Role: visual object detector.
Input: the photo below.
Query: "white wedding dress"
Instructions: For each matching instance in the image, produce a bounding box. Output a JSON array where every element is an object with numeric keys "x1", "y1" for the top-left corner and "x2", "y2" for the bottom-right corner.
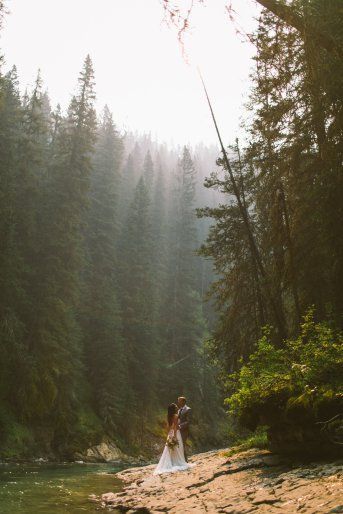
[{"x1": 153, "y1": 428, "x2": 193, "y2": 475}]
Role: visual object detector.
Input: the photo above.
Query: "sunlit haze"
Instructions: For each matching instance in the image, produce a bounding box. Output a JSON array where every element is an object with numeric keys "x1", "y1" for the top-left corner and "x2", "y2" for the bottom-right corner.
[{"x1": 1, "y1": 0, "x2": 259, "y2": 145}]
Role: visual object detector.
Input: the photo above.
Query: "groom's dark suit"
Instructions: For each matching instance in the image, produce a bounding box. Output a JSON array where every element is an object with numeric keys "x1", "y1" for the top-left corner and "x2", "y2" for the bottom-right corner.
[{"x1": 178, "y1": 405, "x2": 191, "y2": 461}]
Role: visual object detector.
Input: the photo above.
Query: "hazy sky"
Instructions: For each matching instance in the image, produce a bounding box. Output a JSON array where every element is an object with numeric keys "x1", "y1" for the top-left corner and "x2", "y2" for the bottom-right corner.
[{"x1": 1, "y1": 0, "x2": 259, "y2": 146}]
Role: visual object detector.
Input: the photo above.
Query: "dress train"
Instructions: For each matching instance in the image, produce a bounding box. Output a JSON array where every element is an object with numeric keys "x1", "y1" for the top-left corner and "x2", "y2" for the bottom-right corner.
[{"x1": 153, "y1": 429, "x2": 194, "y2": 475}]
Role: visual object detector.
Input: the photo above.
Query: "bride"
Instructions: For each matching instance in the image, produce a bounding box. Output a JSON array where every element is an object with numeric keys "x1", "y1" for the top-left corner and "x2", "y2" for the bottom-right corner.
[{"x1": 154, "y1": 403, "x2": 193, "y2": 475}]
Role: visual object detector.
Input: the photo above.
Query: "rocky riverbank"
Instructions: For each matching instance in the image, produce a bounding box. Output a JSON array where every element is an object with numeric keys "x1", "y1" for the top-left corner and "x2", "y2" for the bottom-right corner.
[
  {"x1": 0, "y1": 438, "x2": 148, "y2": 467},
  {"x1": 74, "y1": 438, "x2": 147, "y2": 466},
  {"x1": 93, "y1": 448, "x2": 343, "y2": 513}
]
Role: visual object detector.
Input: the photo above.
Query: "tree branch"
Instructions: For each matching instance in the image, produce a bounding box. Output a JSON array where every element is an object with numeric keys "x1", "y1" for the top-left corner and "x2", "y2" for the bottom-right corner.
[
  {"x1": 162, "y1": 1, "x2": 342, "y2": 58},
  {"x1": 256, "y1": 0, "x2": 342, "y2": 58}
]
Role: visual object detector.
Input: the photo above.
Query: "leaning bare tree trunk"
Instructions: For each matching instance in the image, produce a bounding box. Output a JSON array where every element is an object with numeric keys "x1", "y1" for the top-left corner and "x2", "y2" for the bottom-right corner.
[{"x1": 200, "y1": 73, "x2": 287, "y2": 341}]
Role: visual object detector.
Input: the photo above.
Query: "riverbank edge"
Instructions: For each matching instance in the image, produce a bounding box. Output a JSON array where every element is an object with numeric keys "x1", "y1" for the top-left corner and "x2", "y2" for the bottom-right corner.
[
  {"x1": 0, "y1": 438, "x2": 151, "y2": 466},
  {"x1": 95, "y1": 447, "x2": 343, "y2": 513}
]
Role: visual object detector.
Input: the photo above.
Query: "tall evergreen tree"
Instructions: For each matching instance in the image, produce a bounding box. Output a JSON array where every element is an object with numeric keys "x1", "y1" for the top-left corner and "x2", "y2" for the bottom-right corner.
[
  {"x1": 22, "y1": 55, "x2": 97, "y2": 452},
  {"x1": 82, "y1": 105, "x2": 128, "y2": 435},
  {"x1": 142, "y1": 150, "x2": 154, "y2": 191},
  {"x1": 120, "y1": 175, "x2": 158, "y2": 441},
  {"x1": 9, "y1": 70, "x2": 53, "y2": 424},
  {"x1": 150, "y1": 163, "x2": 168, "y2": 391},
  {"x1": 118, "y1": 153, "x2": 135, "y2": 222},
  {"x1": 0, "y1": 66, "x2": 27, "y2": 420},
  {"x1": 200, "y1": 1, "x2": 343, "y2": 380},
  {"x1": 162, "y1": 147, "x2": 206, "y2": 404}
]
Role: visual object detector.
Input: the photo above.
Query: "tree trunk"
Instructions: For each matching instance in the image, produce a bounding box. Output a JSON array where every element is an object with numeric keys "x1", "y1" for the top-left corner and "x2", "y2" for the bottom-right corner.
[{"x1": 200, "y1": 73, "x2": 287, "y2": 340}]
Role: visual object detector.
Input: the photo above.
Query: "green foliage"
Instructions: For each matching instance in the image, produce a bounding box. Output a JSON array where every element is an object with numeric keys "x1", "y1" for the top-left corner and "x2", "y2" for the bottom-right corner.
[
  {"x1": 0, "y1": 408, "x2": 35, "y2": 459},
  {"x1": 226, "y1": 312, "x2": 343, "y2": 449},
  {"x1": 67, "y1": 407, "x2": 103, "y2": 455},
  {"x1": 225, "y1": 426, "x2": 269, "y2": 457}
]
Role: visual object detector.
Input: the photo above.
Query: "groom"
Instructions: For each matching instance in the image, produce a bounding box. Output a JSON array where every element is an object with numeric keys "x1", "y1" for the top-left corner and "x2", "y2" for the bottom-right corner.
[{"x1": 178, "y1": 396, "x2": 191, "y2": 462}]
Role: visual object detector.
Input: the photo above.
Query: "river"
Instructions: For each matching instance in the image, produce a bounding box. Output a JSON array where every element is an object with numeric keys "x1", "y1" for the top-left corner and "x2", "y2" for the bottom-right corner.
[{"x1": 0, "y1": 461, "x2": 124, "y2": 513}]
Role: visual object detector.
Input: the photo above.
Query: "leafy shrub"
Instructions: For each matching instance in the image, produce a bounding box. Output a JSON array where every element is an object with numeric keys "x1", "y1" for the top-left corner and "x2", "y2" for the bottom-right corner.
[
  {"x1": 225, "y1": 426, "x2": 269, "y2": 456},
  {"x1": 225, "y1": 310, "x2": 343, "y2": 454}
]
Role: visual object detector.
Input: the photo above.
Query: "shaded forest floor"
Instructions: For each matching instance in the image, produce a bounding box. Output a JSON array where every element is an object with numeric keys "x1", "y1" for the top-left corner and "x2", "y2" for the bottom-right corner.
[{"x1": 94, "y1": 448, "x2": 343, "y2": 513}]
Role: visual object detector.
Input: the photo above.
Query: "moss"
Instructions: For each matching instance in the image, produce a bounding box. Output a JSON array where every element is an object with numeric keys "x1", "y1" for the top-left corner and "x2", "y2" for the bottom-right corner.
[
  {"x1": 225, "y1": 427, "x2": 269, "y2": 457},
  {"x1": 0, "y1": 420, "x2": 35, "y2": 459},
  {"x1": 57, "y1": 407, "x2": 104, "y2": 458}
]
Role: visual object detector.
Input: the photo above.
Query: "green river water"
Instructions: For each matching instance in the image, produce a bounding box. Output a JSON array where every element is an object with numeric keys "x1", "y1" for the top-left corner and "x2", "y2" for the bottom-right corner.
[{"x1": 0, "y1": 461, "x2": 124, "y2": 513}]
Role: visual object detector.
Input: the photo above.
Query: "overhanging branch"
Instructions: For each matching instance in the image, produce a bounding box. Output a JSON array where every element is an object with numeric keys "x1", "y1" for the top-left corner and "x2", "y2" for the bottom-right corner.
[{"x1": 256, "y1": 0, "x2": 342, "y2": 58}]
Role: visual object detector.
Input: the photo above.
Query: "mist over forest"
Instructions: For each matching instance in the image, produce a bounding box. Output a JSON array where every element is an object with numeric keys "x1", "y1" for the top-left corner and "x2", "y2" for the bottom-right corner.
[
  {"x1": 0, "y1": 46, "x2": 227, "y2": 457},
  {"x1": 0, "y1": 0, "x2": 342, "y2": 469}
]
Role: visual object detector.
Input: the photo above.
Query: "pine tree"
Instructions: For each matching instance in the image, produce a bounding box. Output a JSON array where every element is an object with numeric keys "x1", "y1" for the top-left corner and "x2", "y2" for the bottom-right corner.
[
  {"x1": 162, "y1": 147, "x2": 206, "y2": 404},
  {"x1": 8, "y1": 70, "x2": 53, "y2": 423},
  {"x1": 198, "y1": 146, "x2": 266, "y2": 372},
  {"x1": 200, "y1": 1, "x2": 343, "y2": 380},
  {"x1": 118, "y1": 149, "x2": 139, "y2": 226},
  {"x1": 142, "y1": 150, "x2": 154, "y2": 191},
  {"x1": 150, "y1": 162, "x2": 168, "y2": 392},
  {"x1": 0, "y1": 66, "x2": 27, "y2": 418},
  {"x1": 120, "y1": 175, "x2": 158, "y2": 441},
  {"x1": 21, "y1": 56, "x2": 97, "y2": 452},
  {"x1": 151, "y1": 162, "x2": 167, "y2": 300},
  {"x1": 82, "y1": 105, "x2": 128, "y2": 435}
]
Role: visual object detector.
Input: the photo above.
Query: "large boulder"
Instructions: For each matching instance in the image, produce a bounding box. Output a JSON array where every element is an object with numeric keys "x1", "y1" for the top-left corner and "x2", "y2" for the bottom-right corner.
[{"x1": 76, "y1": 438, "x2": 127, "y2": 462}]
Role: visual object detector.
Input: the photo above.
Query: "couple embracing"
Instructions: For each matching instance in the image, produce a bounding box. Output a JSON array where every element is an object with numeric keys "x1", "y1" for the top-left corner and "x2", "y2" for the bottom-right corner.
[{"x1": 154, "y1": 396, "x2": 194, "y2": 475}]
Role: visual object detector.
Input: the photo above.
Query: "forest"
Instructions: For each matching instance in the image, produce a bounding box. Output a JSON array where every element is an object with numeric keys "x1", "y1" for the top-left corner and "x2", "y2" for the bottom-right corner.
[
  {"x1": 0, "y1": 0, "x2": 342, "y2": 462},
  {"x1": 0, "y1": 5, "x2": 225, "y2": 458}
]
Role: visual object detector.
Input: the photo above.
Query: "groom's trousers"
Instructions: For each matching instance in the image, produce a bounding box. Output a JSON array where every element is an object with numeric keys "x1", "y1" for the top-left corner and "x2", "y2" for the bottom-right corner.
[{"x1": 180, "y1": 429, "x2": 189, "y2": 462}]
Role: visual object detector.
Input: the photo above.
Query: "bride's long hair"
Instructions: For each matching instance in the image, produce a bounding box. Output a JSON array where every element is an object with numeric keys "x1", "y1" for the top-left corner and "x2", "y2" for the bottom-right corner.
[{"x1": 167, "y1": 403, "x2": 178, "y2": 427}]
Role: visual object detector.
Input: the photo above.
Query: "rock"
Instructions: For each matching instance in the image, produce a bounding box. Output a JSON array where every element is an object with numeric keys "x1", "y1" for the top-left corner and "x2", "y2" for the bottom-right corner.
[
  {"x1": 81, "y1": 438, "x2": 127, "y2": 462},
  {"x1": 114, "y1": 504, "x2": 133, "y2": 512},
  {"x1": 251, "y1": 489, "x2": 278, "y2": 505},
  {"x1": 101, "y1": 492, "x2": 118, "y2": 502},
  {"x1": 34, "y1": 457, "x2": 48, "y2": 463},
  {"x1": 97, "y1": 448, "x2": 343, "y2": 513}
]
